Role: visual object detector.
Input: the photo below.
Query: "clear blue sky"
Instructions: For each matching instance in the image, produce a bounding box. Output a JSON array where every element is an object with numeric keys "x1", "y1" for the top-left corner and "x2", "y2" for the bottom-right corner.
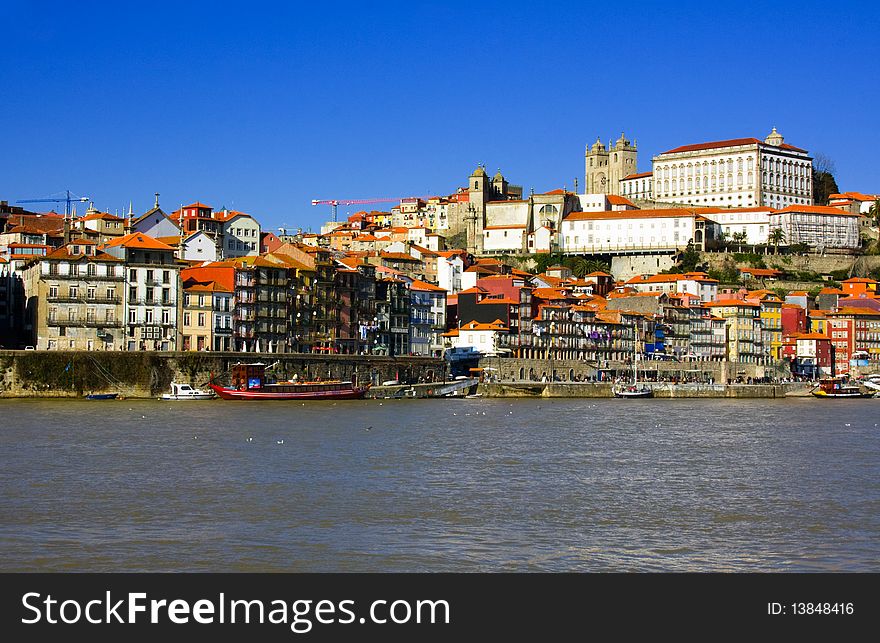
[{"x1": 2, "y1": 0, "x2": 878, "y2": 232}]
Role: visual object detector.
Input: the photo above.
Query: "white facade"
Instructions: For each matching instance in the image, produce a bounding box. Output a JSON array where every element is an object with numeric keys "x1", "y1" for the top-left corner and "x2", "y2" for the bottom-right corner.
[
  {"x1": 697, "y1": 207, "x2": 773, "y2": 245},
  {"x1": 483, "y1": 225, "x2": 526, "y2": 254},
  {"x1": 619, "y1": 173, "x2": 654, "y2": 200},
  {"x1": 560, "y1": 209, "x2": 701, "y2": 253},
  {"x1": 624, "y1": 273, "x2": 719, "y2": 303},
  {"x1": 437, "y1": 254, "x2": 465, "y2": 293},
  {"x1": 222, "y1": 214, "x2": 261, "y2": 258},
  {"x1": 652, "y1": 129, "x2": 813, "y2": 210},
  {"x1": 182, "y1": 231, "x2": 220, "y2": 262}
]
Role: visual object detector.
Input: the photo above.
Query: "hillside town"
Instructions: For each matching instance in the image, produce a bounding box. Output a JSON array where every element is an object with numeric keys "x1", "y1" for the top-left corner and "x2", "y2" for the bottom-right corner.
[{"x1": 2, "y1": 128, "x2": 879, "y2": 380}]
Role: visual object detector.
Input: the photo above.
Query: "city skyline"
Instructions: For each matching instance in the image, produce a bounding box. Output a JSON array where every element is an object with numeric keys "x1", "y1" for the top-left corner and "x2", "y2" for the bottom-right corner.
[{"x1": 2, "y1": 1, "x2": 878, "y2": 231}]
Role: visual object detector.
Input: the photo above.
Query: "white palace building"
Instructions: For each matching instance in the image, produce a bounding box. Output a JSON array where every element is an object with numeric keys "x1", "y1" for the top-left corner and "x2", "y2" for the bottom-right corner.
[{"x1": 650, "y1": 128, "x2": 813, "y2": 210}]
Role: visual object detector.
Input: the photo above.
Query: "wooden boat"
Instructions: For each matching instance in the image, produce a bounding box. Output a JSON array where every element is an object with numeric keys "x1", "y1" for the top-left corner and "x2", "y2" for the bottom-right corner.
[
  {"x1": 160, "y1": 382, "x2": 215, "y2": 400},
  {"x1": 209, "y1": 363, "x2": 369, "y2": 401},
  {"x1": 811, "y1": 377, "x2": 872, "y2": 399},
  {"x1": 85, "y1": 392, "x2": 119, "y2": 400},
  {"x1": 613, "y1": 384, "x2": 654, "y2": 398}
]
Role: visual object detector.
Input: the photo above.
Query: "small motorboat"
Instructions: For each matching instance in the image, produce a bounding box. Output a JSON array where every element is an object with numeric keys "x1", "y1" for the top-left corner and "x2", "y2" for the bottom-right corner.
[
  {"x1": 160, "y1": 382, "x2": 215, "y2": 400},
  {"x1": 85, "y1": 392, "x2": 119, "y2": 400}
]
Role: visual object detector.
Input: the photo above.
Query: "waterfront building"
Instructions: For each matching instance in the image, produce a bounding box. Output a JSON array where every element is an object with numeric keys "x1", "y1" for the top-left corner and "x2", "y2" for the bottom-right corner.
[
  {"x1": 686, "y1": 307, "x2": 728, "y2": 361},
  {"x1": 225, "y1": 255, "x2": 289, "y2": 353},
  {"x1": 409, "y1": 279, "x2": 447, "y2": 357},
  {"x1": 375, "y1": 277, "x2": 410, "y2": 356},
  {"x1": 704, "y1": 299, "x2": 766, "y2": 363},
  {"x1": 21, "y1": 240, "x2": 125, "y2": 350},
  {"x1": 746, "y1": 291, "x2": 784, "y2": 359},
  {"x1": 787, "y1": 332, "x2": 834, "y2": 378},
  {"x1": 652, "y1": 128, "x2": 813, "y2": 209},
  {"x1": 825, "y1": 307, "x2": 880, "y2": 374},
  {"x1": 101, "y1": 232, "x2": 181, "y2": 351},
  {"x1": 180, "y1": 265, "x2": 234, "y2": 351},
  {"x1": 443, "y1": 318, "x2": 508, "y2": 357},
  {"x1": 768, "y1": 205, "x2": 860, "y2": 251}
]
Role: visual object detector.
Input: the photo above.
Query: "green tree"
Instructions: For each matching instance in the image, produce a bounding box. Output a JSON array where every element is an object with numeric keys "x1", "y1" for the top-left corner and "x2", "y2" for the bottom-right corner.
[
  {"x1": 570, "y1": 256, "x2": 609, "y2": 278},
  {"x1": 768, "y1": 227, "x2": 786, "y2": 254},
  {"x1": 731, "y1": 231, "x2": 748, "y2": 252},
  {"x1": 869, "y1": 199, "x2": 880, "y2": 227}
]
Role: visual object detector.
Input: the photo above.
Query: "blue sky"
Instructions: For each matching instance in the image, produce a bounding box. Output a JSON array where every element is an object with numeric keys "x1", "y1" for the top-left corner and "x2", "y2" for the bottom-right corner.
[{"x1": 2, "y1": 0, "x2": 878, "y2": 232}]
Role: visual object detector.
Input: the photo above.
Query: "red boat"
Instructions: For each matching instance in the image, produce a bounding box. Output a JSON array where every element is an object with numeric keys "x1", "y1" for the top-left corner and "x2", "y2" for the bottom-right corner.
[{"x1": 210, "y1": 363, "x2": 370, "y2": 401}]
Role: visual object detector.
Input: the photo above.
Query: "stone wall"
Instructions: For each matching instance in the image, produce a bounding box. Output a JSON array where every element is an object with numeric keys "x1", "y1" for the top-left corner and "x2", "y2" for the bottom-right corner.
[
  {"x1": 0, "y1": 351, "x2": 446, "y2": 398},
  {"x1": 478, "y1": 356, "x2": 790, "y2": 384}
]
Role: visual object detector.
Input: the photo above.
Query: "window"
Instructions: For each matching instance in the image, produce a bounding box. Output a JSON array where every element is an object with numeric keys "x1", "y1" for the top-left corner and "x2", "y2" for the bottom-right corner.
[
  {"x1": 162, "y1": 309, "x2": 170, "y2": 325},
  {"x1": 87, "y1": 288, "x2": 95, "y2": 300},
  {"x1": 69, "y1": 286, "x2": 78, "y2": 298},
  {"x1": 163, "y1": 270, "x2": 170, "y2": 284},
  {"x1": 129, "y1": 269, "x2": 137, "y2": 281},
  {"x1": 87, "y1": 263, "x2": 97, "y2": 276},
  {"x1": 145, "y1": 309, "x2": 153, "y2": 323},
  {"x1": 49, "y1": 286, "x2": 58, "y2": 298},
  {"x1": 184, "y1": 312, "x2": 191, "y2": 326},
  {"x1": 198, "y1": 312, "x2": 205, "y2": 327}
]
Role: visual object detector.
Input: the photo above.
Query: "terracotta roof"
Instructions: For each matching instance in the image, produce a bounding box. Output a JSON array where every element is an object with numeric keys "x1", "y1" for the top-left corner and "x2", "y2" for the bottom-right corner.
[
  {"x1": 706, "y1": 299, "x2": 760, "y2": 307},
  {"x1": 772, "y1": 205, "x2": 858, "y2": 217},
  {"x1": 102, "y1": 232, "x2": 176, "y2": 251},
  {"x1": 564, "y1": 207, "x2": 697, "y2": 221},
  {"x1": 477, "y1": 296, "x2": 520, "y2": 305},
  {"x1": 622, "y1": 172, "x2": 652, "y2": 180},
  {"x1": 484, "y1": 225, "x2": 527, "y2": 230},
  {"x1": 660, "y1": 137, "x2": 808, "y2": 155},
  {"x1": 459, "y1": 319, "x2": 508, "y2": 331},
  {"x1": 410, "y1": 279, "x2": 447, "y2": 293},
  {"x1": 606, "y1": 195, "x2": 638, "y2": 207},
  {"x1": 842, "y1": 277, "x2": 878, "y2": 284}
]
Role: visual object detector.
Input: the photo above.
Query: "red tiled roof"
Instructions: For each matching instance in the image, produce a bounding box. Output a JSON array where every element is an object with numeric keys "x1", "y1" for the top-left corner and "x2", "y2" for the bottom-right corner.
[
  {"x1": 661, "y1": 137, "x2": 808, "y2": 155},
  {"x1": 102, "y1": 232, "x2": 176, "y2": 251}
]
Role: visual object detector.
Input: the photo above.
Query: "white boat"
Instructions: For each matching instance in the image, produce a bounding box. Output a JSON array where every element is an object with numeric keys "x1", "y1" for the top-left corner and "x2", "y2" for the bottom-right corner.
[
  {"x1": 160, "y1": 382, "x2": 215, "y2": 400},
  {"x1": 612, "y1": 321, "x2": 653, "y2": 399}
]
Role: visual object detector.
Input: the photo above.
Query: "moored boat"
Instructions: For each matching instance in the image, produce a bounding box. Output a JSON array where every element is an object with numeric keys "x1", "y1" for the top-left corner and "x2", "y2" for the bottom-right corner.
[
  {"x1": 85, "y1": 392, "x2": 119, "y2": 400},
  {"x1": 160, "y1": 382, "x2": 215, "y2": 401},
  {"x1": 811, "y1": 377, "x2": 872, "y2": 399},
  {"x1": 209, "y1": 363, "x2": 369, "y2": 401},
  {"x1": 613, "y1": 384, "x2": 654, "y2": 398}
]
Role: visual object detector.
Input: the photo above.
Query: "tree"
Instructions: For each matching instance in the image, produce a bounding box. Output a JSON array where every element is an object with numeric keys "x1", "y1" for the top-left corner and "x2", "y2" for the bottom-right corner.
[
  {"x1": 731, "y1": 231, "x2": 748, "y2": 252},
  {"x1": 869, "y1": 199, "x2": 880, "y2": 228},
  {"x1": 812, "y1": 153, "x2": 840, "y2": 205},
  {"x1": 571, "y1": 256, "x2": 609, "y2": 278},
  {"x1": 768, "y1": 227, "x2": 786, "y2": 254}
]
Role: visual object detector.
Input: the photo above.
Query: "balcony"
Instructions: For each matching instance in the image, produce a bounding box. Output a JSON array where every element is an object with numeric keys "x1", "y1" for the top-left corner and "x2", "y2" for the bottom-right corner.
[
  {"x1": 47, "y1": 295, "x2": 121, "y2": 304},
  {"x1": 51, "y1": 319, "x2": 123, "y2": 328},
  {"x1": 46, "y1": 272, "x2": 126, "y2": 281}
]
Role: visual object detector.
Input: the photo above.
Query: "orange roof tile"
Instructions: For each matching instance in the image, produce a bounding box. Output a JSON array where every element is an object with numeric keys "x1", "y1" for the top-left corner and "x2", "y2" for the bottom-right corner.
[{"x1": 102, "y1": 232, "x2": 176, "y2": 251}]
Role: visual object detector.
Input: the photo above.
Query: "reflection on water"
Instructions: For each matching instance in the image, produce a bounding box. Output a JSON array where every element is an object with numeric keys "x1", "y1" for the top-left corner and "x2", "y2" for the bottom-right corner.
[{"x1": 1, "y1": 398, "x2": 879, "y2": 571}]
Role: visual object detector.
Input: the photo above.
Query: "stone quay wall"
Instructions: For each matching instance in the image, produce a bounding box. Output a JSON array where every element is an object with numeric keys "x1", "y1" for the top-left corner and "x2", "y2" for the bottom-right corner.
[{"x1": 0, "y1": 351, "x2": 446, "y2": 398}]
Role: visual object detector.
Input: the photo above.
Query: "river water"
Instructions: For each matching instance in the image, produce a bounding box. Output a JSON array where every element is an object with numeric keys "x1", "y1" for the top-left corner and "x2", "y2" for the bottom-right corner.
[{"x1": 1, "y1": 397, "x2": 878, "y2": 572}]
